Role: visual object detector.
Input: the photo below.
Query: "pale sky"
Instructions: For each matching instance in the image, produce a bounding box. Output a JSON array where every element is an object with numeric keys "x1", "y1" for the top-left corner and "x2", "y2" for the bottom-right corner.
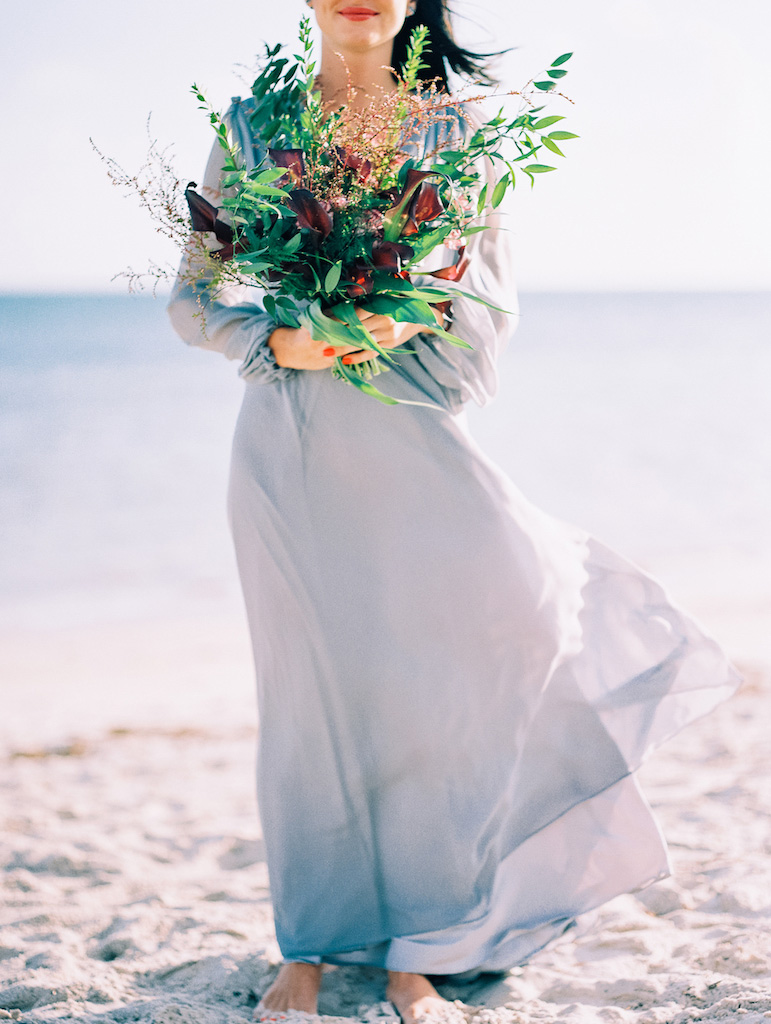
[{"x1": 1, "y1": 0, "x2": 769, "y2": 292}]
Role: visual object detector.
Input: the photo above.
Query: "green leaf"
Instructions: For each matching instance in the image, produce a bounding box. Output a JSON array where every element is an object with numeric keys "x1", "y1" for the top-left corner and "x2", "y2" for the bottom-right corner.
[
  {"x1": 283, "y1": 234, "x2": 303, "y2": 254},
  {"x1": 423, "y1": 324, "x2": 474, "y2": 349},
  {"x1": 476, "y1": 182, "x2": 488, "y2": 215},
  {"x1": 253, "y1": 167, "x2": 287, "y2": 183},
  {"x1": 551, "y1": 52, "x2": 573, "y2": 66},
  {"x1": 238, "y1": 261, "x2": 273, "y2": 274},
  {"x1": 534, "y1": 81, "x2": 556, "y2": 91},
  {"x1": 491, "y1": 176, "x2": 509, "y2": 208},
  {"x1": 524, "y1": 163, "x2": 556, "y2": 173},
  {"x1": 333, "y1": 359, "x2": 401, "y2": 406},
  {"x1": 361, "y1": 295, "x2": 439, "y2": 327},
  {"x1": 245, "y1": 183, "x2": 290, "y2": 197},
  {"x1": 275, "y1": 302, "x2": 300, "y2": 328},
  {"x1": 548, "y1": 131, "x2": 579, "y2": 141},
  {"x1": 541, "y1": 137, "x2": 565, "y2": 157},
  {"x1": 547, "y1": 68, "x2": 568, "y2": 79},
  {"x1": 262, "y1": 294, "x2": 277, "y2": 319},
  {"x1": 533, "y1": 115, "x2": 564, "y2": 130},
  {"x1": 389, "y1": 284, "x2": 515, "y2": 316},
  {"x1": 298, "y1": 300, "x2": 359, "y2": 345},
  {"x1": 324, "y1": 261, "x2": 342, "y2": 292},
  {"x1": 404, "y1": 223, "x2": 452, "y2": 264},
  {"x1": 327, "y1": 301, "x2": 394, "y2": 362}
]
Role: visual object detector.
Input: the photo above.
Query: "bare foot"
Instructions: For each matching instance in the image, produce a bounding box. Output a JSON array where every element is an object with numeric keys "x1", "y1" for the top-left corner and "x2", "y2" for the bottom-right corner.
[
  {"x1": 386, "y1": 971, "x2": 452, "y2": 1024},
  {"x1": 254, "y1": 962, "x2": 323, "y2": 1020}
]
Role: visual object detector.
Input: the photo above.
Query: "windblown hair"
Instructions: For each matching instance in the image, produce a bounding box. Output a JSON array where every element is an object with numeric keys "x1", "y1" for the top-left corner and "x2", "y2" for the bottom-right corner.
[{"x1": 391, "y1": 0, "x2": 505, "y2": 91}]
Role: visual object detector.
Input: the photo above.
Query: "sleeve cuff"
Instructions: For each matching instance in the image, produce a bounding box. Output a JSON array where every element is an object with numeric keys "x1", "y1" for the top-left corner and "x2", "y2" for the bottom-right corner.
[{"x1": 235, "y1": 316, "x2": 298, "y2": 385}]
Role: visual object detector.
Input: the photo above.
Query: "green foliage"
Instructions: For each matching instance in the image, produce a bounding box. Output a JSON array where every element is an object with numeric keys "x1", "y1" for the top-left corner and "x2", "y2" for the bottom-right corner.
[
  {"x1": 401, "y1": 25, "x2": 430, "y2": 91},
  {"x1": 246, "y1": 17, "x2": 323, "y2": 150},
  {"x1": 183, "y1": 23, "x2": 577, "y2": 406}
]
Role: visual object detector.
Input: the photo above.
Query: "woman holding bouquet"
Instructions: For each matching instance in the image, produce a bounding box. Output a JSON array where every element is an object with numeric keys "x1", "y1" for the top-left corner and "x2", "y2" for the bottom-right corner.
[{"x1": 167, "y1": 1, "x2": 740, "y2": 1021}]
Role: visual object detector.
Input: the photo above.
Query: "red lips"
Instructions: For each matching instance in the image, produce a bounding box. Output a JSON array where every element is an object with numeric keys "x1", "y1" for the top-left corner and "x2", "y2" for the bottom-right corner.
[{"x1": 339, "y1": 6, "x2": 378, "y2": 19}]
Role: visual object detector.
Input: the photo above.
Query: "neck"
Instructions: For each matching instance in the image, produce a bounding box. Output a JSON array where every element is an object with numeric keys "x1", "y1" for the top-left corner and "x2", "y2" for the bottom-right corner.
[{"x1": 318, "y1": 38, "x2": 398, "y2": 111}]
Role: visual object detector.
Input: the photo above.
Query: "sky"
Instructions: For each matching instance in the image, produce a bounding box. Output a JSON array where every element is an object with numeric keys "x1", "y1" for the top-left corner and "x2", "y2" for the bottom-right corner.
[{"x1": 1, "y1": 0, "x2": 769, "y2": 293}]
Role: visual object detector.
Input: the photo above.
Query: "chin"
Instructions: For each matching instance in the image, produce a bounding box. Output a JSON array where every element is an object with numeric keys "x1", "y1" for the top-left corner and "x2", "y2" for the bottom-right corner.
[{"x1": 322, "y1": 14, "x2": 400, "y2": 50}]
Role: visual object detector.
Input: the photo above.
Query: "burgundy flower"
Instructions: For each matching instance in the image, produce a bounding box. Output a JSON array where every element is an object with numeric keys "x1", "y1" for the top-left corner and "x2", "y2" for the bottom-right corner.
[
  {"x1": 409, "y1": 182, "x2": 444, "y2": 225},
  {"x1": 185, "y1": 183, "x2": 234, "y2": 245},
  {"x1": 345, "y1": 262, "x2": 374, "y2": 298},
  {"x1": 383, "y1": 169, "x2": 439, "y2": 242},
  {"x1": 269, "y1": 149, "x2": 306, "y2": 186},
  {"x1": 333, "y1": 147, "x2": 372, "y2": 182},
  {"x1": 284, "y1": 188, "x2": 333, "y2": 239},
  {"x1": 185, "y1": 183, "x2": 249, "y2": 259},
  {"x1": 371, "y1": 240, "x2": 414, "y2": 273},
  {"x1": 429, "y1": 245, "x2": 470, "y2": 283}
]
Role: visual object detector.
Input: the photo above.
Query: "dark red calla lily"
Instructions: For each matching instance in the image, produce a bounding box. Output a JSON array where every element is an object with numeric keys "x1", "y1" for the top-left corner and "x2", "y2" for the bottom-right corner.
[
  {"x1": 333, "y1": 146, "x2": 372, "y2": 182},
  {"x1": 345, "y1": 262, "x2": 375, "y2": 298},
  {"x1": 410, "y1": 182, "x2": 444, "y2": 225},
  {"x1": 383, "y1": 169, "x2": 439, "y2": 242},
  {"x1": 185, "y1": 183, "x2": 251, "y2": 259},
  {"x1": 185, "y1": 183, "x2": 234, "y2": 245},
  {"x1": 400, "y1": 218, "x2": 419, "y2": 237},
  {"x1": 429, "y1": 246, "x2": 470, "y2": 283},
  {"x1": 269, "y1": 149, "x2": 306, "y2": 186},
  {"x1": 284, "y1": 188, "x2": 334, "y2": 239},
  {"x1": 371, "y1": 240, "x2": 414, "y2": 272},
  {"x1": 400, "y1": 168, "x2": 436, "y2": 193}
]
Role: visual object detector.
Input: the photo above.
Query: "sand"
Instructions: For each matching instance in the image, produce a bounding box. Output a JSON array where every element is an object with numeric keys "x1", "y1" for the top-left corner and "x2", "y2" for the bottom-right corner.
[{"x1": 1, "y1": 617, "x2": 770, "y2": 1024}]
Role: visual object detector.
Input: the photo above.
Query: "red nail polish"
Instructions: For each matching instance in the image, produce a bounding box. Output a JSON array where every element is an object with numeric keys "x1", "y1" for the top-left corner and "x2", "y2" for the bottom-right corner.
[
  {"x1": 342, "y1": 356, "x2": 352, "y2": 364},
  {"x1": 322, "y1": 347, "x2": 335, "y2": 357}
]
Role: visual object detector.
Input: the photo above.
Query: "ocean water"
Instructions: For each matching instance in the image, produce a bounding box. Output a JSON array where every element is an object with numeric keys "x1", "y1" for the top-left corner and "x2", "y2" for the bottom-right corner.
[{"x1": 1, "y1": 292, "x2": 769, "y2": 661}]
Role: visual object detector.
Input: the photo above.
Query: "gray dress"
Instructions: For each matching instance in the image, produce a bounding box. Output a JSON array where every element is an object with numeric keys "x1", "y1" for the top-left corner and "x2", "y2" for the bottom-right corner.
[{"x1": 167, "y1": 96, "x2": 741, "y2": 978}]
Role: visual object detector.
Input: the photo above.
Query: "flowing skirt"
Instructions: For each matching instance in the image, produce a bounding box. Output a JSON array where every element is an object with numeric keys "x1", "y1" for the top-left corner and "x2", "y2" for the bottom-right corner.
[{"x1": 227, "y1": 356, "x2": 741, "y2": 977}]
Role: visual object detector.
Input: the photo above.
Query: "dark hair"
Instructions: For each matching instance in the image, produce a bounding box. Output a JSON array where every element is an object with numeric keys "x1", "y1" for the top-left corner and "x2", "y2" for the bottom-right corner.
[{"x1": 390, "y1": 0, "x2": 505, "y2": 91}]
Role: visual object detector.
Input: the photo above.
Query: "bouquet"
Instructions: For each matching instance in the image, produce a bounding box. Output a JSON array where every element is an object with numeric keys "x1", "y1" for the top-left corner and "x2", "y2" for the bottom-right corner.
[{"x1": 101, "y1": 18, "x2": 576, "y2": 406}]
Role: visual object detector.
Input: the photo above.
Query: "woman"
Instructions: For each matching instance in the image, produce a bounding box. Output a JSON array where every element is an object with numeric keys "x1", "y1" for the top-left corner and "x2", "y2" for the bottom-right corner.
[{"x1": 167, "y1": 2, "x2": 741, "y2": 1022}]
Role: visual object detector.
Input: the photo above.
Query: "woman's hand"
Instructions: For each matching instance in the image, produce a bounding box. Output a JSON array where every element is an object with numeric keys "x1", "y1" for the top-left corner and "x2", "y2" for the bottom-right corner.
[
  {"x1": 267, "y1": 325, "x2": 342, "y2": 370},
  {"x1": 268, "y1": 306, "x2": 443, "y2": 370},
  {"x1": 336, "y1": 309, "x2": 428, "y2": 366}
]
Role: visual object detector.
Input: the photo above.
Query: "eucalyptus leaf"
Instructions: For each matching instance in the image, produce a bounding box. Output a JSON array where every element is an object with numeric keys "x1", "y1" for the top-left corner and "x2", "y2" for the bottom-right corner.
[
  {"x1": 541, "y1": 138, "x2": 565, "y2": 157},
  {"x1": 283, "y1": 234, "x2": 303, "y2": 254},
  {"x1": 238, "y1": 261, "x2": 273, "y2": 274},
  {"x1": 533, "y1": 115, "x2": 564, "y2": 130},
  {"x1": 324, "y1": 261, "x2": 342, "y2": 292},
  {"x1": 491, "y1": 176, "x2": 509, "y2": 208}
]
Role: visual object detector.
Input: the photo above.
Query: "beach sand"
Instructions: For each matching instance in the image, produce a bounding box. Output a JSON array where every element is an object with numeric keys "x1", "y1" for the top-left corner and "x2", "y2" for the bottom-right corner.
[{"x1": 1, "y1": 616, "x2": 770, "y2": 1024}]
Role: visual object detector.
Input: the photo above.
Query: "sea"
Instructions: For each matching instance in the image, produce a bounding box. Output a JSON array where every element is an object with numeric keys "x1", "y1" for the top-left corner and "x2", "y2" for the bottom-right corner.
[{"x1": 1, "y1": 292, "x2": 769, "y2": 667}]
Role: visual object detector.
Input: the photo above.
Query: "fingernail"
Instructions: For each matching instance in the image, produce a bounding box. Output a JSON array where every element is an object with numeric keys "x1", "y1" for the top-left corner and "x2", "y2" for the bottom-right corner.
[
  {"x1": 322, "y1": 347, "x2": 335, "y2": 357},
  {"x1": 342, "y1": 356, "x2": 352, "y2": 364}
]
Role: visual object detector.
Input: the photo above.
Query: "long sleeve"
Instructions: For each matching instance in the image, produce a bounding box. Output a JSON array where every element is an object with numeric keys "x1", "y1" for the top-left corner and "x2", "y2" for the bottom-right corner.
[
  {"x1": 165, "y1": 99, "x2": 298, "y2": 385},
  {"x1": 406, "y1": 104, "x2": 519, "y2": 413}
]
